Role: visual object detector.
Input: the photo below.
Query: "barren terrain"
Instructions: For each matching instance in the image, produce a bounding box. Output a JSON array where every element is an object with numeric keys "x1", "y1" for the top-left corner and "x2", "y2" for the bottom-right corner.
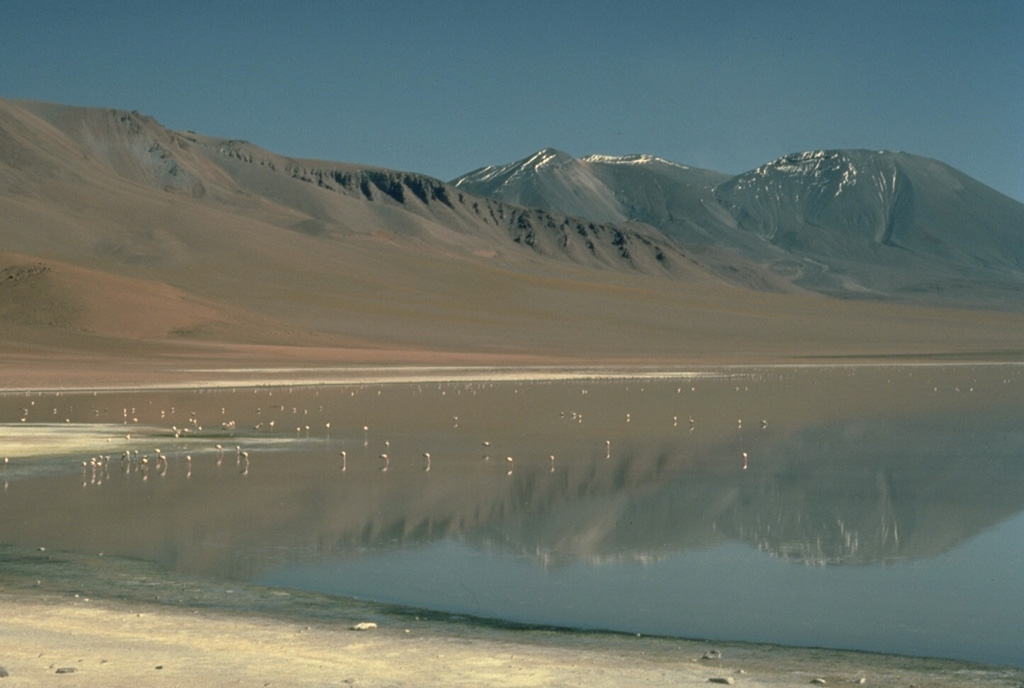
[{"x1": 3, "y1": 98, "x2": 1023, "y2": 390}]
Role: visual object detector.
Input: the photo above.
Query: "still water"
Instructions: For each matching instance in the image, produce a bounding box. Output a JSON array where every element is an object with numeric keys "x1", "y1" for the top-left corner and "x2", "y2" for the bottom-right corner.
[{"x1": 1, "y1": 366, "x2": 1022, "y2": 666}]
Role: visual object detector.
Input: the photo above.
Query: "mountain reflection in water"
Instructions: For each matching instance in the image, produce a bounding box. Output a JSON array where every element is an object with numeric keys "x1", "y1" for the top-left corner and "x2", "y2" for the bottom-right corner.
[{"x1": 1, "y1": 365, "x2": 1023, "y2": 665}]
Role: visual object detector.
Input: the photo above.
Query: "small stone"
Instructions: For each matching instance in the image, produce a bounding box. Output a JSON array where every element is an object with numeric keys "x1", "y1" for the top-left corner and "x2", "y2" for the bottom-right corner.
[
  {"x1": 0, "y1": 666, "x2": 9, "y2": 678},
  {"x1": 855, "y1": 679, "x2": 866, "y2": 685},
  {"x1": 350, "y1": 621, "x2": 377, "y2": 631},
  {"x1": 702, "y1": 649, "x2": 722, "y2": 660},
  {"x1": 155, "y1": 665, "x2": 163, "y2": 670},
  {"x1": 810, "y1": 680, "x2": 827, "y2": 685},
  {"x1": 55, "y1": 667, "x2": 77, "y2": 674},
  {"x1": 708, "y1": 678, "x2": 735, "y2": 685}
]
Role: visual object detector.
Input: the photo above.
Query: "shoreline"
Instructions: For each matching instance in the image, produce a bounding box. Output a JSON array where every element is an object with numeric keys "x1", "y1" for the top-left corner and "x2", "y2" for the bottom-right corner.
[
  {"x1": 2, "y1": 547, "x2": 1022, "y2": 687},
  {"x1": 4, "y1": 359, "x2": 1024, "y2": 394},
  {"x1": 3, "y1": 592, "x2": 1022, "y2": 688}
]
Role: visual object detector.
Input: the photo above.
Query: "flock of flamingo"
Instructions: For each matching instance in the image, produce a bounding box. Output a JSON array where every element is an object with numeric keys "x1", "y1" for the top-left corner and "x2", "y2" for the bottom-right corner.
[
  {"x1": 0, "y1": 386, "x2": 774, "y2": 490},
  {"x1": 0, "y1": 378, "x2": 780, "y2": 495},
  {"x1": 3, "y1": 369, "x2": 1019, "y2": 494}
]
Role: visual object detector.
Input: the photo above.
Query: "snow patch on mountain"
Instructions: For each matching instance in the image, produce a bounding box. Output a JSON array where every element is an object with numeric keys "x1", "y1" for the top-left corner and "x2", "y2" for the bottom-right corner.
[
  {"x1": 525, "y1": 148, "x2": 565, "y2": 170},
  {"x1": 583, "y1": 153, "x2": 691, "y2": 170},
  {"x1": 737, "y1": 150, "x2": 861, "y2": 198}
]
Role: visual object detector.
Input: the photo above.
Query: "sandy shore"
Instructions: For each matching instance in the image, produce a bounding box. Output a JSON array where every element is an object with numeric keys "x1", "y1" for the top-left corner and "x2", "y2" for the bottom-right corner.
[
  {"x1": 1, "y1": 543, "x2": 1022, "y2": 687},
  {"x1": 4, "y1": 587, "x2": 1023, "y2": 687}
]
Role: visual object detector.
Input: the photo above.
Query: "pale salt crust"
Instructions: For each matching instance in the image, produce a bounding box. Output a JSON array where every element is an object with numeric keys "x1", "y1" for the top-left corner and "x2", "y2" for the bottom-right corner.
[
  {"x1": 5, "y1": 361, "x2": 1022, "y2": 394},
  {"x1": 1, "y1": 366, "x2": 724, "y2": 393},
  {"x1": 0, "y1": 423, "x2": 296, "y2": 459}
]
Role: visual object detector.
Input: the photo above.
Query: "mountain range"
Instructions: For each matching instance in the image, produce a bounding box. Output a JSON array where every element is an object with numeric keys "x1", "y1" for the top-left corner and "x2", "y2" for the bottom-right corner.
[
  {"x1": 453, "y1": 147, "x2": 1024, "y2": 306},
  {"x1": 1, "y1": 98, "x2": 1023, "y2": 382}
]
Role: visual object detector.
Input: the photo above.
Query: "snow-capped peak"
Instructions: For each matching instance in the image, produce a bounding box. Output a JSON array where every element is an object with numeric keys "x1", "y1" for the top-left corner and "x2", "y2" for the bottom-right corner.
[
  {"x1": 524, "y1": 148, "x2": 573, "y2": 171},
  {"x1": 583, "y1": 153, "x2": 689, "y2": 170},
  {"x1": 741, "y1": 150, "x2": 863, "y2": 197}
]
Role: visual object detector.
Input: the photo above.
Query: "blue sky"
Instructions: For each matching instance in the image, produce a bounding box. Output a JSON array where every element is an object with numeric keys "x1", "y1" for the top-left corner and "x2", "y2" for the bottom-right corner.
[{"x1": 2, "y1": 1, "x2": 1022, "y2": 201}]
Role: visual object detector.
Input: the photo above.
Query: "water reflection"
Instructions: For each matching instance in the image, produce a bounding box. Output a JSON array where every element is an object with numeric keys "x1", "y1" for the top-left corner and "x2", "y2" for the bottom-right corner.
[{"x1": 1, "y1": 366, "x2": 1023, "y2": 664}]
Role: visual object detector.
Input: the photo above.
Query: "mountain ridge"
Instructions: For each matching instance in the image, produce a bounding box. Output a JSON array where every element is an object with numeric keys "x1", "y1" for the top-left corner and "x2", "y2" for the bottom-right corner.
[
  {"x1": 8, "y1": 100, "x2": 700, "y2": 280},
  {"x1": 453, "y1": 147, "x2": 1024, "y2": 308},
  {"x1": 3, "y1": 96, "x2": 1024, "y2": 381}
]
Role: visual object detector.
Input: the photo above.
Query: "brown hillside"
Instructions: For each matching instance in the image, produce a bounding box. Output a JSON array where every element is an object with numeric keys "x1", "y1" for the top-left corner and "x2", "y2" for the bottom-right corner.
[{"x1": 2, "y1": 98, "x2": 1023, "y2": 387}]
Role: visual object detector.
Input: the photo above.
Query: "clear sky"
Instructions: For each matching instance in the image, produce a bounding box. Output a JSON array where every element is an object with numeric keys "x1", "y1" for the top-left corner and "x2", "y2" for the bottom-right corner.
[{"x1": 2, "y1": 0, "x2": 1021, "y2": 201}]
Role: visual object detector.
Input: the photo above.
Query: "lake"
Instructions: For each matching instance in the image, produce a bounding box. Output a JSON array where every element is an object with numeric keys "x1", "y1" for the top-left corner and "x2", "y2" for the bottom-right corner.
[{"x1": 2, "y1": 365, "x2": 1022, "y2": 667}]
